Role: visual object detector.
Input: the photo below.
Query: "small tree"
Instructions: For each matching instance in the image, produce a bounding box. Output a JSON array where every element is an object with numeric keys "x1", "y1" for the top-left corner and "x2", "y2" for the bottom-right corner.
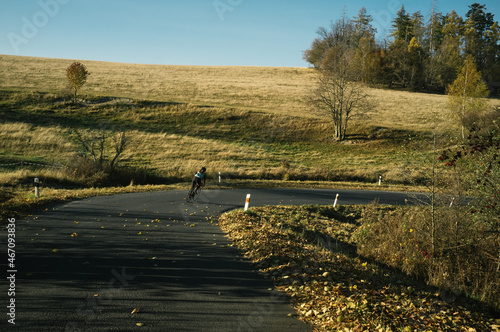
[
  {"x1": 447, "y1": 55, "x2": 489, "y2": 139},
  {"x1": 66, "y1": 62, "x2": 90, "y2": 102}
]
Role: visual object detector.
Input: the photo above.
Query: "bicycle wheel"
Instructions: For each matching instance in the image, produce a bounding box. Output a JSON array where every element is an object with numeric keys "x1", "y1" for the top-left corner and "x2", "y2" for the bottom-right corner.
[
  {"x1": 192, "y1": 185, "x2": 201, "y2": 201},
  {"x1": 186, "y1": 187, "x2": 195, "y2": 202}
]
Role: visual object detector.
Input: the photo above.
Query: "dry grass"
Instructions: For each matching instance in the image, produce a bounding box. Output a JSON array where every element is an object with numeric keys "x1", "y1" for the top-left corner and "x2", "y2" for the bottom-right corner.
[
  {"x1": 0, "y1": 122, "x2": 72, "y2": 157},
  {"x1": 1, "y1": 54, "x2": 499, "y2": 193},
  {"x1": 365, "y1": 89, "x2": 453, "y2": 132},
  {"x1": 0, "y1": 54, "x2": 318, "y2": 118},
  {"x1": 121, "y1": 130, "x2": 269, "y2": 178},
  {"x1": 2, "y1": 54, "x2": 498, "y2": 130}
]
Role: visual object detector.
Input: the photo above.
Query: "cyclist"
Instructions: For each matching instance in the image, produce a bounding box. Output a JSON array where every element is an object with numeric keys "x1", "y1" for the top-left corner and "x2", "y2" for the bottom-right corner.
[{"x1": 190, "y1": 167, "x2": 207, "y2": 195}]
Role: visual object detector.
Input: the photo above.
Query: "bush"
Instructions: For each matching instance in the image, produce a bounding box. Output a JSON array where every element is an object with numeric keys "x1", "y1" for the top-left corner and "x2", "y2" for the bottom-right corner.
[
  {"x1": 65, "y1": 156, "x2": 108, "y2": 187},
  {"x1": 64, "y1": 155, "x2": 173, "y2": 187},
  {"x1": 355, "y1": 202, "x2": 499, "y2": 310}
]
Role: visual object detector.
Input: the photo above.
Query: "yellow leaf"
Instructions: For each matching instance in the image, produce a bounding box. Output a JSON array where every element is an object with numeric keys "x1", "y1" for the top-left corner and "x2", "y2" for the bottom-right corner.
[
  {"x1": 70, "y1": 233, "x2": 78, "y2": 237},
  {"x1": 52, "y1": 249, "x2": 58, "y2": 253},
  {"x1": 136, "y1": 322, "x2": 144, "y2": 327},
  {"x1": 131, "y1": 308, "x2": 140, "y2": 314}
]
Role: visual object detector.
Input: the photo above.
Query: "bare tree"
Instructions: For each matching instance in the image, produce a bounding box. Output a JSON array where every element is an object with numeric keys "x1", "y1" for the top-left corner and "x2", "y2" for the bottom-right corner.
[
  {"x1": 70, "y1": 128, "x2": 127, "y2": 172},
  {"x1": 71, "y1": 129, "x2": 105, "y2": 164},
  {"x1": 110, "y1": 131, "x2": 128, "y2": 171},
  {"x1": 313, "y1": 45, "x2": 372, "y2": 141}
]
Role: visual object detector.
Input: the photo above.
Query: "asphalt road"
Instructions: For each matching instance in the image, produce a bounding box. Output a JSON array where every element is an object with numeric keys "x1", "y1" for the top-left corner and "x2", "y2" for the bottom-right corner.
[{"x1": 2, "y1": 188, "x2": 415, "y2": 331}]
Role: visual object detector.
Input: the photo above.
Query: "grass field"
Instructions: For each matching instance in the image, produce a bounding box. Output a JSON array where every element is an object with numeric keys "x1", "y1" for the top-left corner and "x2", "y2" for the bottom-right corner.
[
  {"x1": 3, "y1": 54, "x2": 489, "y2": 129},
  {"x1": 1, "y1": 54, "x2": 499, "y2": 197}
]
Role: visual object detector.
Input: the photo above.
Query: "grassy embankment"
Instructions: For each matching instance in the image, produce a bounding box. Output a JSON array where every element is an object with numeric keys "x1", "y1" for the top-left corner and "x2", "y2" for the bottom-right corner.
[{"x1": 1, "y1": 54, "x2": 499, "y2": 217}]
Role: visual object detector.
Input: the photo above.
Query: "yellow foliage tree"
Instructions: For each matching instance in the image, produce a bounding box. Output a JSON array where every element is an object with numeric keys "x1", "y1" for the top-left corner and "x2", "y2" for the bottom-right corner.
[
  {"x1": 66, "y1": 62, "x2": 90, "y2": 103},
  {"x1": 446, "y1": 55, "x2": 489, "y2": 139}
]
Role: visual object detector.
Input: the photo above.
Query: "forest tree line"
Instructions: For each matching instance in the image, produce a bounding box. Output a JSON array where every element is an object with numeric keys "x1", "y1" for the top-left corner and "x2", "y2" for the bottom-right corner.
[{"x1": 303, "y1": 3, "x2": 500, "y2": 95}]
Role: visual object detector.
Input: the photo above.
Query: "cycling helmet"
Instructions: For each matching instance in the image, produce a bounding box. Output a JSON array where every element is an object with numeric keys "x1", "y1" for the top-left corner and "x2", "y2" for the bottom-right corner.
[{"x1": 201, "y1": 167, "x2": 206, "y2": 172}]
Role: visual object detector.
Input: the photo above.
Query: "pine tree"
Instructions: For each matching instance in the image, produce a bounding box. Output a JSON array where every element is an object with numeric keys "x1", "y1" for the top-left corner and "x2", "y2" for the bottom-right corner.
[
  {"x1": 353, "y1": 7, "x2": 376, "y2": 42},
  {"x1": 392, "y1": 6, "x2": 413, "y2": 43},
  {"x1": 464, "y1": 4, "x2": 496, "y2": 81}
]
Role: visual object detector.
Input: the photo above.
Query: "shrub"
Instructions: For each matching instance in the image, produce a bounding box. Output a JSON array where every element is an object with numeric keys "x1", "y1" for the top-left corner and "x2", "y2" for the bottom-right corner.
[
  {"x1": 355, "y1": 202, "x2": 499, "y2": 309},
  {"x1": 65, "y1": 156, "x2": 107, "y2": 187}
]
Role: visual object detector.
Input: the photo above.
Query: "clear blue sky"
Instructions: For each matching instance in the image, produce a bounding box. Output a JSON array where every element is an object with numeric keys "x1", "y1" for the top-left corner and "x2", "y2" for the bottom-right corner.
[{"x1": 1, "y1": 0, "x2": 499, "y2": 67}]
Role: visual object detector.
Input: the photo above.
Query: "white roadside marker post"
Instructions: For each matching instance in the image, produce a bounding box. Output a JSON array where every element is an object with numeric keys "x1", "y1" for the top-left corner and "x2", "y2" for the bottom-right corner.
[
  {"x1": 244, "y1": 194, "x2": 251, "y2": 211},
  {"x1": 378, "y1": 175, "x2": 382, "y2": 186},
  {"x1": 450, "y1": 197, "x2": 455, "y2": 207},
  {"x1": 333, "y1": 194, "x2": 339, "y2": 208},
  {"x1": 34, "y1": 177, "x2": 40, "y2": 198},
  {"x1": 219, "y1": 172, "x2": 221, "y2": 184}
]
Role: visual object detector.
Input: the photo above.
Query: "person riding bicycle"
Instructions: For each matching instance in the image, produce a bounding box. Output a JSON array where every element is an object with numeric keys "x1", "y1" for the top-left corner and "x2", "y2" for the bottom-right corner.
[{"x1": 191, "y1": 167, "x2": 207, "y2": 192}]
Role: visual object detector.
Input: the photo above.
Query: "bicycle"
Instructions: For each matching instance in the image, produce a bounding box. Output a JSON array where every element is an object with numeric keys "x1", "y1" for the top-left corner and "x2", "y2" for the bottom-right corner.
[{"x1": 186, "y1": 184, "x2": 202, "y2": 202}]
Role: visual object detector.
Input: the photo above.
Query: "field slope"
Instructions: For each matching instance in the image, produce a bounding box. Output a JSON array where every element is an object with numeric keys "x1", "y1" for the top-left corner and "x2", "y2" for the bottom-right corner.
[{"x1": 1, "y1": 54, "x2": 499, "y2": 190}]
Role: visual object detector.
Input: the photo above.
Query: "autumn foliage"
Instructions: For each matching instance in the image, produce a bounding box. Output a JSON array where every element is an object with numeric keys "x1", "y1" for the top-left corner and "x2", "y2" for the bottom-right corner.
[{"x1": 66, "y1": 61, "x2": 90, "y2": 102}]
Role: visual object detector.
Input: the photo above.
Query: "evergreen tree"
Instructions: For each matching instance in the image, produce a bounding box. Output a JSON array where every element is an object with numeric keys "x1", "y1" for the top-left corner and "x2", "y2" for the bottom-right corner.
[
  {"x1": 386, "y1": 39, "x2": 411, "y2": 88},
  {"x1": 424, "y1": 11, "x2": 464, "y2": 92},
  {"x1": 353, "y1": 7, "x2": 376, "y2": 42},
  {"x1": 464, "y1": 4, "x2": 499, "y2": 92},
  {"x1": 410, "y1": 11, "x2": 426, "y2": 45},
  {"x1": 392, "y1": 6, "x2": 413, "y2": 43},
  {"x1": 408, "y1": 37, "x2": 426, "y2": 90},
  {"x1": 466, "y1": 3, "x2": 495, "y2": 35},
  {"x1": 426, "y1": 11, "x2": 444, "y2": 53}
]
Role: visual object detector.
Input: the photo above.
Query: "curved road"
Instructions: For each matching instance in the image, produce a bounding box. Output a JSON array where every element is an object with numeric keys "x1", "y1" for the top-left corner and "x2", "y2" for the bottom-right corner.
[{"x1": 5, "y1": 188, "x2": 415, "y2": 331}]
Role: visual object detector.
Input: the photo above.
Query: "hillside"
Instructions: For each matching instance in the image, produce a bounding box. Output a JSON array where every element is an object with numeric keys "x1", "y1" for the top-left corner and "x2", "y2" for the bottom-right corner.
[
  {"x1": 1, "y1": 54, "x2": 499, "y2": 190},
  {"x1": 3, "y1": 54, "x2": 496, "y2": 130}
]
